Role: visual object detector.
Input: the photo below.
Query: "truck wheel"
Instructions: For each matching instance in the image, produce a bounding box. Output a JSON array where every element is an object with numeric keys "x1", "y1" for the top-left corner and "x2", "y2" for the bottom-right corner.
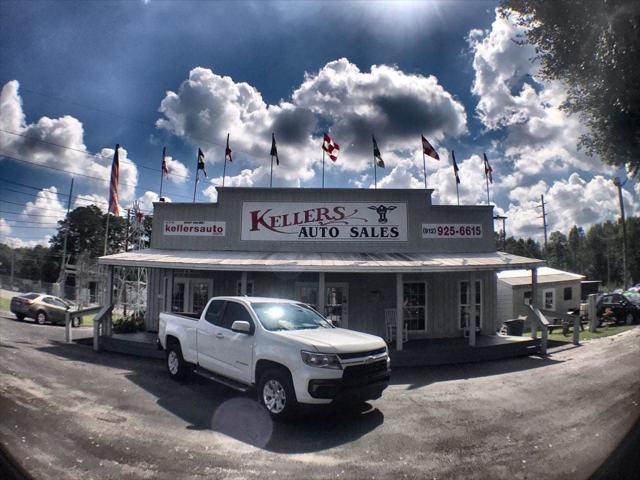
[
  {"x1": 625, "y1": 313, "x2": 634, "y2": 325},
  {"x1": 71, "y1": 316, "x2": 81, "y2": 328},
  {"x1": 36, "y1": 311, "x2": 47, "y2": 325},
  {"x1": 166, "y1": 342, "x2": 190, "y2": 381},
  {"x1": 258, "y1": 369, "x2": 297, "y2": 420}
]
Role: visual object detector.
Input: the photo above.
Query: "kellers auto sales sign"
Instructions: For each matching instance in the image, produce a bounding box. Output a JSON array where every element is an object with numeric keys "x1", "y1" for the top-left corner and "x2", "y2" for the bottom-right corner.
[{"x1": 241, "y1": 202, "x2": 407, "y2": 241}]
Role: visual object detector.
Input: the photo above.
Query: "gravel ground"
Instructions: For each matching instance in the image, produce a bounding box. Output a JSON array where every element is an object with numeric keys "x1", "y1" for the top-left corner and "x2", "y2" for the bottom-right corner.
[{"x1": 0, "y1": 313, "x2": 639, "y2": 480}]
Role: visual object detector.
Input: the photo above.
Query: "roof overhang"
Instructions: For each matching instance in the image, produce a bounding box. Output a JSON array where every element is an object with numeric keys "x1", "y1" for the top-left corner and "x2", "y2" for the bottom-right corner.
[{"x1": 98, "y1": 249, "x2": 545, "y2": 273}]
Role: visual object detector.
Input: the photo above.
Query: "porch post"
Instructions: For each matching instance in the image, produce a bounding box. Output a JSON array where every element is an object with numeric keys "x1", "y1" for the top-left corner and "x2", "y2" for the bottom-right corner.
[
  {"x1": 318, "y1": 272, "x2": 326, "y2": 317},
  {"x1": 530, "y1": 267, "x2": 538, "y2": 339},
  {"x1": 468, "y1": 273, "x2": 476, "y2": 347},
  {"x1": 396, "y1": 273, "x2": 403, "y2": 351},
  {"x1": 240, "y1": 271, "x2": 248, "y2": 295}
]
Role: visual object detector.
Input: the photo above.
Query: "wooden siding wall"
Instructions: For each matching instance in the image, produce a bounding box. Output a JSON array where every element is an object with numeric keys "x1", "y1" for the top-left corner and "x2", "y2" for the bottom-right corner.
[
  {"x1": 510, "y1": 280, "x2": 582, "y2": 320},
  {"x1": 145, "y1": 268, "x2": 499, "y2": 338}
]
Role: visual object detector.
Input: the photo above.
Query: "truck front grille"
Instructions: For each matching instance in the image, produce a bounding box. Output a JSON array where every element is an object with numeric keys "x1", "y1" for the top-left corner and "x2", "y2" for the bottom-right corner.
[
  {"x1": 337, "y1": 347, "x2": 387, "y2": 360},
  {"x1": 342, "y1": 360, "x2": 389, "y2": 387}
]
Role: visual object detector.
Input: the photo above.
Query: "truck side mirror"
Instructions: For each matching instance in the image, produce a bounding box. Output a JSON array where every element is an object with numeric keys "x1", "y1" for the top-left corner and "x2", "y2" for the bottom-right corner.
[{"x1": 231, "y1": 320, "x2": 252, "y2": 334}]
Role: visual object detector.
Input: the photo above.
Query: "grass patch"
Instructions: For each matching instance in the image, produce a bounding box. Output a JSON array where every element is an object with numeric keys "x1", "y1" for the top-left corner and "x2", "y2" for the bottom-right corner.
[
  {"x1": 547, "y1": 324, "x2": 636, "y2": 343},
  {"x1": 0, "y1": 296, "x2": 10, "y2": 312}
]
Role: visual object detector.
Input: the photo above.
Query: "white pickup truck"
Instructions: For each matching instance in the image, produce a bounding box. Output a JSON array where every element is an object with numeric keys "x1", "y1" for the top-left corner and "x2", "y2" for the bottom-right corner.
[{"x1": 158, "y1": 296, "x2": 390, "y2": 418}]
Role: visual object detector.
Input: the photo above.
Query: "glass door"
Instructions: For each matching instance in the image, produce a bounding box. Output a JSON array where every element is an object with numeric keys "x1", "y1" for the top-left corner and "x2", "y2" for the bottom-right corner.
[{"x1": 172, "y1": 277, "x2": 213, "y2": 314}]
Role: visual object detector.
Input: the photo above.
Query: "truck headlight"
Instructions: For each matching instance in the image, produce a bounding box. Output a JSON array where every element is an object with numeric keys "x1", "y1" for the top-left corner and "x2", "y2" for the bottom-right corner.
[{"x1": 301, "y1": 350, "x2": 342, "y2": 369}]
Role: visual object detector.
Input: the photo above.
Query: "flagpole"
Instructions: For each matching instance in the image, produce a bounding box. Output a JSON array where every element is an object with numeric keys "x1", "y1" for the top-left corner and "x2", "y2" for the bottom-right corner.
[
  {"x1": 103, "y1": 212, "x2": 111, "y2": 256},
  {"x1": 270, "y1": 155, "x2": 274, "y2": 188},
  {"x1": 422, "y1": 151, "x2": 427, "y2": 190},
  {"x1": 322, "y1": 149, "x2": 325, "y2": 188},
  {"x1": 193, "y1": 169, "x2": 199, "y2": 203},
  {"x1": 222, "y1": 155, "x2": 227, "y2": 188},
  {"x1": 374, "y1": 155, "x2": 377, "y2": 190},
  {"x1": 485, "y1": 169, "x2": 490, "y2": 205},
  {"x1": 159, "y1": 167, "x2": 164, "y2": 199},
  {"x1": 456, "y1": 181, "x2": 460, "y2": 206}
]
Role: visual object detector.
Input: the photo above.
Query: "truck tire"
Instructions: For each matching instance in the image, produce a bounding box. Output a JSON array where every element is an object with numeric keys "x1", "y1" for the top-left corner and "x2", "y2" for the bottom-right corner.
[
  {"x1": 166, "y1": 342, "x2": 190, "y2": 381},
  {"x1": 72, "y1": 316, "x2": 81, "y2": 328},
  {"x1": 258, "y1": 369, "x2": 297, "y2": 420}
]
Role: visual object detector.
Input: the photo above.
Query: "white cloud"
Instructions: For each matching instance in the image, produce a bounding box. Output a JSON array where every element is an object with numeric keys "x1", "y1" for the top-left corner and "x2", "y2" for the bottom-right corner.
[
  {"x1": 165, "y1": 156, "x2": 189, "y2": 184},
  {"x1": 157, "y1": 59, "x2": 467, "y2": 186},
  {"x1": 0, "y1": 80, "x2": 139, "y2": 205},
  {"x1": 136, "y1": 191, "x2": 171, "y2": 212},
  {"x1": 468, "y1": 10, "x2": 610, "y2": 177},
  {"x1": 22, "y1": 187, "x2": 66, "y2": 226},
  {"x1": 504, "y1": 174, "x2": 638, "y2": 239},
  {"x1": 0, "y1": 218, "x2": 11, "y2": 235}
]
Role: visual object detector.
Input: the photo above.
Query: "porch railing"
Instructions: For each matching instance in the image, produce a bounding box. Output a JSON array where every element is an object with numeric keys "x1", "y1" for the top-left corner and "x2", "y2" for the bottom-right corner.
[
  {"x1": 89, "y1": 305, "x2": 113, "y2": 351},
  {"x1": 64, "y1": 305, "x2": 106, "y2": 344},
  {"x1": 527, "y1": 304, "x2": 549, "y2": 355},
  {"x1": 539, "y1": 308, "x2": 582, "y2": 346}
]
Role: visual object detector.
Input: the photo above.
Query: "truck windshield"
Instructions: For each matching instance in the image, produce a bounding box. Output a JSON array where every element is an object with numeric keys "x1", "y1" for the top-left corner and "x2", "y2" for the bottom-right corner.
[{"x1": 251, "y1": 302, "x2": 334, "y2": 331}]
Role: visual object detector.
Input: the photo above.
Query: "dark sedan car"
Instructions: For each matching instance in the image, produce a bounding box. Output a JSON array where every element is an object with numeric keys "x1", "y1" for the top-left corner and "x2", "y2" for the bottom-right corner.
[
  {"x1": 10, "y1": 292, "x2": 82, "y2": 327},
  {"x1": 596, "y1": 292, "x2": 640, "y2": 325}
]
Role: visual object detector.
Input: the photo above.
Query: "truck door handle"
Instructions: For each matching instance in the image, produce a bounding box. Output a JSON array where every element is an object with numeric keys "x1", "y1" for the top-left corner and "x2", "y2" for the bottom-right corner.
[{"x1": 215, "y1": 333, "x2": 224, "y2": 339}]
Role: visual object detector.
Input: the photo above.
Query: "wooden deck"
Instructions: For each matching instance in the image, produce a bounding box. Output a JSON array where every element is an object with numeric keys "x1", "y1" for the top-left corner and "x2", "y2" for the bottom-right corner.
[
  {"x1": 94, "y1": 331, "x2": 541, "y2": 367},
  {"x1": 390, "y1": 335, "x2": 541, "y2": 367}
]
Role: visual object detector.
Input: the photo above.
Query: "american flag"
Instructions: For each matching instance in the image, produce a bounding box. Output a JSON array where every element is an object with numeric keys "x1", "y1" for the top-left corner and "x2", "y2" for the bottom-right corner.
[
  {"x1": 108, "y1": 144, "x2": 120, "y2": 215},
  {"x1": 322, "y1": 133, "x2": 340, "y2": 162},
  {"x1": 421, "y1": 135, "x2": 440, "y2": 160},
  {"x1": 483, "y1": 153, "x2": 493, "y2": 183},
  {"x1": 161, "y1": 147, "x2": 169, "y2": 177}
]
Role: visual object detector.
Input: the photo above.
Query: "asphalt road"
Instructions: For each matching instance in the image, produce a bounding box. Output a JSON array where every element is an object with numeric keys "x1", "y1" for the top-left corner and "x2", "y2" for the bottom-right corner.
[{"x1": 0, "y1": 313, "x2": 639, "y2": 480}]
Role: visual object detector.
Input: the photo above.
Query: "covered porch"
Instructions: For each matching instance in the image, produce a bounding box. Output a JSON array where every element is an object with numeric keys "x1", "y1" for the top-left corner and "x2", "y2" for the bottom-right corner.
[{"x1": 96, "y1": 249, "x2": 545, "y2": 355}]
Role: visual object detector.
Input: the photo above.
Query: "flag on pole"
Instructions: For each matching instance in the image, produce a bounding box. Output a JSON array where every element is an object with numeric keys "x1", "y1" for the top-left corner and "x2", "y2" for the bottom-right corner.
[
  {"x1": 108, "y1": 144, "x2": 120, "y2": 215},
  {"x1": 270, "y1": 133, "x2": 279, "y2": 165},
  {"x1": 225, "y1": 134, "x2": 233, "y2": 162},
  {"x1": 372, "y1": 135, "x2": 385, "y2": 168},
  {"x1": 161, "y1": 147, "x2": 169, "y2": 177},
  {"x1": 452, "y1": 150, "x2": 460, "y2": 184},
  {"x1": 421, "y1": 135, "x2": 440, "y2": 160},
  {"x1": 197, "y1": 148, "x2": 207, "y2": 177},
  {"x1": 322, "y1": 133, "x2": 340, "y2": 162},
  {"x1": 483, "y1": 152, "x2": 493, "y2": 183}
]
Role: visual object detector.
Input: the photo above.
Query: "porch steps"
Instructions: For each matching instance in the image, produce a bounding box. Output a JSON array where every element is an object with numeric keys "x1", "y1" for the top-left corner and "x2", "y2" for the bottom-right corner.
[
  {"x1": 389, "y1": 337, "x2": 542, "y2": 368},
  {"x1": 99, "y1": 335, "x2": 165, "y2": 359}
]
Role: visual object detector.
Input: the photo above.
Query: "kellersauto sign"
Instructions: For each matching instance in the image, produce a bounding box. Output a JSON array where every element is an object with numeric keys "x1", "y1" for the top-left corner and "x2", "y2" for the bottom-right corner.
[{"x1": 241, "y1": 202, "x2": 408, "y2": 241}]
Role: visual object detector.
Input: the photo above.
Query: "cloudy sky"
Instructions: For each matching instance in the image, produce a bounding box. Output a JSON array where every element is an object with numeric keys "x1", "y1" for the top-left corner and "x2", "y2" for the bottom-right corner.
[{"x1": 0, "y1": 0, "x2": 637, "y2": 247}]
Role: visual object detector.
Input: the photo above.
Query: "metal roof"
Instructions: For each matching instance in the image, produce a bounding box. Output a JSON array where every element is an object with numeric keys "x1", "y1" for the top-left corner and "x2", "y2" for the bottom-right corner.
[
  {"x1": 497, "y1": 267, "x2": 584, "y2": 286},
  {"x1": 98, "y1": 249, "x2": 544, "y2": 273}
]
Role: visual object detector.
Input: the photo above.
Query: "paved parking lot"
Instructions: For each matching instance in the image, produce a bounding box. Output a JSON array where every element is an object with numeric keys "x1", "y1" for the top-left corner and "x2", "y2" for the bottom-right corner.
[{"x1": 0, "y1": 313, "x2": 639, "y2": 479}]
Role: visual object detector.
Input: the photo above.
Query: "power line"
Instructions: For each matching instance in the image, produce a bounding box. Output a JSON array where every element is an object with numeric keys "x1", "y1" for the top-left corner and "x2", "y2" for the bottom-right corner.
[
  {"x1": 0, "y1": 150, "x2": 190, "y2": 201},
  {"x1": 0, "y1": 128, "x2": 191, "y2": 179}
]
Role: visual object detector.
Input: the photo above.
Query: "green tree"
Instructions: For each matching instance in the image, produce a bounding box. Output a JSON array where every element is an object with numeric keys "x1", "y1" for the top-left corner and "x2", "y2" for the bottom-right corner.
[
  {"x1": 49, "y1": 205, "x2": 127, "y2": 264},
  {"x1": 502, "y1": 0, "x2": 640, "y2": 174}
]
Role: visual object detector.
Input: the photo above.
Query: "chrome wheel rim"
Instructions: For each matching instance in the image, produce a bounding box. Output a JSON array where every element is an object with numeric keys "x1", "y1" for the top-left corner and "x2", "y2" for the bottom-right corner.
[
  {"x1": 167, "y1": 351, "x2": 180, "y2": 375},
  {"x1": 263, "y1": 379, "x2": 286, "y2": 414},
  {"x1": 37, "y1": 313, "x2": 45, "y2": 324}
]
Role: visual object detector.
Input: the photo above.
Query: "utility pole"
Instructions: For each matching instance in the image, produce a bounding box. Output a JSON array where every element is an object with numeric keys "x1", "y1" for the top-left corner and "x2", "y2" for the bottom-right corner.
[
  {"x1": 123, "y1": 208, "x2": 131, "y2": 317},
  {"x1": 613, "y1": 177, "x2": 628, "y2": 290},
  {"x1": 538, "y1": 194, "x2": 548, "y2": 250},
  {"x1": 59, "y1": 178, "x2": 74, "y2": 288}
]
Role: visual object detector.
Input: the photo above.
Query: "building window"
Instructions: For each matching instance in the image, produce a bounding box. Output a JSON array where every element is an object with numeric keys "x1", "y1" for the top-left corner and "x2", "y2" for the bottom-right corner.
[
  {"x1": 403, "y1": 282, "x2": 426, "y2": 331},
  {"x1": 563, "y1": 287, "x2": 572, "y2": 301},
  {"x1": 523, "y1": 291, "x2": 532, "y2": 305},
  {"x1": 543, "y1": 288, "x2": 555, "y2": 311},
  {"x1": 459, "y1": 280, "x2": 482, "y2": 330},
  {"x1": 236, "y1": 280, "x2": 255, "y2": 296}
]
